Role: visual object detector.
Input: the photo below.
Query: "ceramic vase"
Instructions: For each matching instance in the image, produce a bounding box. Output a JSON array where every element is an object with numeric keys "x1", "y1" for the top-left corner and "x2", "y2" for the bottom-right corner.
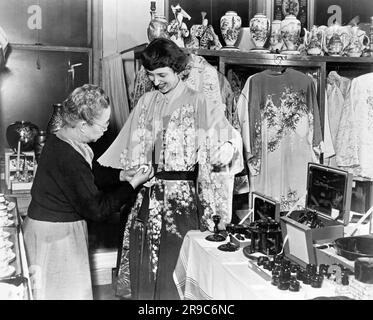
[
  {"x1": 34, "y1": 130, "x2": 46, "y2": 163},
  {"x1": 46, "y1": 103, "x2": 63, "y2": 135},
  {"x1": 269, "y1": 19, "x2": 283, "y2": 52},
  {"x1": 249, "y1": 13, "x2": 270, "y2": 52},
  {"x1": 220, "y1": 11, "x2": 242, "y2": 50},
  {"x1": 280, "y1": 14, "x2": 301, "y2": 54},
  {"x1": 147, "y1": 14, "x2": 169, "y2": 42},
  {"x1": 6, "y1": 121, "x2": 39, "y2": 152}
]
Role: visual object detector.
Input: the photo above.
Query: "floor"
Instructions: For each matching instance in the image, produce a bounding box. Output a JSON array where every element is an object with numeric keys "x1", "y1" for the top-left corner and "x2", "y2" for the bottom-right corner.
[{"x1": 92, "y1": 283, "x2": 120, "y2": 300}]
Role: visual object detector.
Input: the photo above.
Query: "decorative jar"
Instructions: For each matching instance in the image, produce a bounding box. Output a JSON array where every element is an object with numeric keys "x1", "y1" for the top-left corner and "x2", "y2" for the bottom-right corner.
[
  {"x1": 220, "y1": 11, "x2": 242, "y2": 50},
  {"x1": 250, "y1": 13, "x2": 270, "y2": 51},
  {"x1": 280, "y1": 14, "x2": 301, "y2": 54}
]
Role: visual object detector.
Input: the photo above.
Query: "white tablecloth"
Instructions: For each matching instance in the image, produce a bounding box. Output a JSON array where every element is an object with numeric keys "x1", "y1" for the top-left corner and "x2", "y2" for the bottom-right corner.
[{"x1": 173, "y1": 230, "x2": 339, "y2": 300}]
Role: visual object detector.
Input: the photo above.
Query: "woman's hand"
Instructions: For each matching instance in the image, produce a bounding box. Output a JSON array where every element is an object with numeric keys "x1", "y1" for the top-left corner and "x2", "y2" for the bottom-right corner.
[
  {"x1": 121, "y1": 166, "x2": 154, "y2": 189},
  {"x1": 210, "y1": 141, "x2": 235, "y2": 167}
]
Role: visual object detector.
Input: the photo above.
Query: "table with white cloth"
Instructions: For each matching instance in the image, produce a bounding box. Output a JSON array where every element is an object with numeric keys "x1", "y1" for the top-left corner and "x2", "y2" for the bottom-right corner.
[{"x1": 173, "y1": 230, "x2": 340, "y2": 300}]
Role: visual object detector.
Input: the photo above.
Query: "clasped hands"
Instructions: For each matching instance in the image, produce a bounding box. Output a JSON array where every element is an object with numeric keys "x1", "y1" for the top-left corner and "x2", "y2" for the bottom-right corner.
[
  {"x1": 209, "y1": 141, "x2": 235, "y2": 168},
  {"x1": 120, "y1": 165, "x2": 154, "y2": 189}
]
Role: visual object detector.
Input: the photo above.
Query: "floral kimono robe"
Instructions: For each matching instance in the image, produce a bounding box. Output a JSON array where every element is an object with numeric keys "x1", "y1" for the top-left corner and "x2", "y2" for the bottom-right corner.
[
  {"x1": 236, "y1": 69, "x2": 323, "y2": 211},
  {"x1": 98, "y1": 81, "x2": 243, "y2": 299}
]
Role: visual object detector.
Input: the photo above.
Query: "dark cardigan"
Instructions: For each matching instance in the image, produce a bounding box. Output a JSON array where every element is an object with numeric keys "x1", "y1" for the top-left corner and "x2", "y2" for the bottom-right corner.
[{"x1": 28, "y1": 134, "x2": 136, "y2": 222}]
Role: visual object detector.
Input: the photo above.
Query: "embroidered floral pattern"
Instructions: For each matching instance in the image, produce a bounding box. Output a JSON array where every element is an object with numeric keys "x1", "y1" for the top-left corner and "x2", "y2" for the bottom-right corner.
[
  {"x1": 263, "y1": 87, "x2": 308, "y2": 152},
  {"x1": 280, "y1": 189, "x2": 300, "y2": 211}
]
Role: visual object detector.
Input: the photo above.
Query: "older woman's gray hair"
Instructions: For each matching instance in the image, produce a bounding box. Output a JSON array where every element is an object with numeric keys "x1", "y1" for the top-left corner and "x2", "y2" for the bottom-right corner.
[{"x1": 60, "y1": 84, "x2": 110, "y2": 128}]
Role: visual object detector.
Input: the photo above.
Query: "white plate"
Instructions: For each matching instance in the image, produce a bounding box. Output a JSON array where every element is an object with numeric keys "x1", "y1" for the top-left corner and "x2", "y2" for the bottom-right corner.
[
  {"x1": 0, "y1": 239, "x2": 13, "y2": 249},
  {"x1": 0, "y1": 231, "x2": 11, "y2": 239},
  {"x1": 5, "y1": 251, "x2": 16, "y2": 263},
  {"x1": 0, "y1": 265, "x2": 16, "y2": 279},
  {"x1": 7, "y1": 202, "x2": 16, "y2": 211},
  {"x1": 0, "y1": 220, "x2": 15, "y2": 227}
]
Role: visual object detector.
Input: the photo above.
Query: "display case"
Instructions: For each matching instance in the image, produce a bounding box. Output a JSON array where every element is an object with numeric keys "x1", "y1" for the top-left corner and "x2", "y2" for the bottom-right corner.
[{"x1": 0, "y1": 195, "x2": 31, "y2": 299}]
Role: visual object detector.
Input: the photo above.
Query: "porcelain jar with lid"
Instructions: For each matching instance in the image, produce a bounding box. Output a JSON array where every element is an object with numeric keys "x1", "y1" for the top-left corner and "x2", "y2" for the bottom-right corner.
[
  {"x1": 249, "y1": 13, "x2": 270, "y2": 51},
  {"x1": 280, "y1": 14, "x2": 301, "y2": 54},
  {"x1": 220, "y1": 11, "x2": 242, "y2": 50}
]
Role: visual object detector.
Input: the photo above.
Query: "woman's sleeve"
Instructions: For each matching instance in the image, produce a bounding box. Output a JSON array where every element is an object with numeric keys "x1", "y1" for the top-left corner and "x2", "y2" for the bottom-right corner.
[
  {"x1": 196, "y1": 94, "x2": 244, "y2": 231},
  {"x1": 57, "y1": 155, "x2": 136, "y2": 222},
  {"x1": 98, "y1": 95, "x2": 145, "y2": 169},
  {"x1": 197, "y1": 94, "x2": 244, "y2": 175}
]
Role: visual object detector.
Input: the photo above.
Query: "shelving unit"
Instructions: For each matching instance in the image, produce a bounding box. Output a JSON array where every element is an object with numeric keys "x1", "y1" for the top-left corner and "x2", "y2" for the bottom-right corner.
[{"x1": 133, "y1": 46, "x2": 373, "y2": 132}]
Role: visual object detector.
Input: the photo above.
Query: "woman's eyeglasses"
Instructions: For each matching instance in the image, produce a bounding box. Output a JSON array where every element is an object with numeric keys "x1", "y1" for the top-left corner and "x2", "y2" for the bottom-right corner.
[{"x1": 92, "y1": 120, "x2": 109, "y2": 131}]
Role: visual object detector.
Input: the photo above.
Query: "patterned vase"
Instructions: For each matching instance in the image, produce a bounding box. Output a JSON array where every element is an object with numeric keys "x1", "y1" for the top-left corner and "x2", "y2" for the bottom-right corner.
[
  {"x1": 280, "y1": 14, "x2": 301, "y2": 54},
  {"x1": 46, "y1": 103, "x2": 63, "y2": 135},
  {"x1": 34, "y1": 130, "x2": 47, "y2": 163},
  {"x1": 220, "y1": 11, "x2": 242, "y2": 50},
  {"x1": 147, "y1": 14, "x2": 169, "y2": 42},
  {"x1": 249, "y1": 13, "x2": 270, "y2": 52}
]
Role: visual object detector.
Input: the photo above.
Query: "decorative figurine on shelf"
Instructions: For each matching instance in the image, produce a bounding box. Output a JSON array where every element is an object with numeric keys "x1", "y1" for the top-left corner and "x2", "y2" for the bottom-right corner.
[
  {"x1": 186, "y1": 12, "x2": 222, "y2": 50},
  {"x1": 147, "y1": 0, "x2": 169, "y2": 42},
  {"x1": 205, "y1": 214, "x2": 226, "y2": 242},
  {"x1": 167, "y1": 4, "x2": 191, "y2": 48}
]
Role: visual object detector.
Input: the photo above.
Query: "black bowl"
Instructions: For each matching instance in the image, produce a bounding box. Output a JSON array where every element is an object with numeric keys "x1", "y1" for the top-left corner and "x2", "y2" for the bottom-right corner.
[{"x1": 334, "y1": 235, "x2": 373, "y2": 261}]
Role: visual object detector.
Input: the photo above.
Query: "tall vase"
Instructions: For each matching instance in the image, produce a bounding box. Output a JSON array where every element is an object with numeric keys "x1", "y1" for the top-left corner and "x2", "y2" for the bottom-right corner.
[
  {"x1": 220, "y1": 11, "x2": 242, "y2": 50},
  {"x1": 249, "y1": 13, "x2": 270, "y2": 53},
  {"x1": 46, "y1": 103, "x2": 63, "y2": 135},
  {"x1": 280, "y1": 14, "x2": 301, "y2": 54},
  {"x1": 34, "y1": 130, "x2": 47, "y2": 163}
]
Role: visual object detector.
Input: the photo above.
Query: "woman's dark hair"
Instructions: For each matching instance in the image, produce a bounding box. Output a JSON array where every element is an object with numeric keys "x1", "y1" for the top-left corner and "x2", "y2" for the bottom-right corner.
[
  {"x1": 60, "y1": 84, "x2": 110, "y2": 128},
  {"x1": 140, "y1": 38, "x2": 189, "y2": 73}
]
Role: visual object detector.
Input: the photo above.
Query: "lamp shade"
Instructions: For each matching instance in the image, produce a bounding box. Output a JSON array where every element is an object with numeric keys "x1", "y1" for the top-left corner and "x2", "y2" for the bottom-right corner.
[{"x1": 6, "y1": 121, "x2": 39, "y2": 152}]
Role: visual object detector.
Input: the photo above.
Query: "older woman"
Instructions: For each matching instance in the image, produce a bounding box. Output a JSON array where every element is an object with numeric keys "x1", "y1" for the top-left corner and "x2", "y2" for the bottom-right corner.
[
  {"x1": 23, "y1": 84, "x2": 153, "y2": 300},
  {"x1": 98, "y1": 38, "x2": 243, "y2": 300}
]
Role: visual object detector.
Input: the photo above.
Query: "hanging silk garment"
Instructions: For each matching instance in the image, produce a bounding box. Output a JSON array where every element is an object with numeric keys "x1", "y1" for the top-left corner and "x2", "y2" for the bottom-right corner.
[
  {"x1": 238, "y1": 68, "x2": 323, "y2": 211},
  {"x1": 323, "y1": 93, "x2": 336, "y2": 166},
  {"x1": 326, "y1": 71, "x2": 353, "y2": 162},
  {"x1": 347, "y1": 72, "x2": 373, "y2": 178},
  {"x1": 98, "y1": 80, "x2": 243, "y2": 299},
  {"x1": 329, "y1": 72, "x2": 360, "y2": 172}
]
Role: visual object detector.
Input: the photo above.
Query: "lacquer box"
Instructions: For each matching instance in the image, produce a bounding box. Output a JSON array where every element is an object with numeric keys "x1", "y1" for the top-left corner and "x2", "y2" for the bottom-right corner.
[{"x1": 280, "y1": 163, "x2": 353, "y2": 268}]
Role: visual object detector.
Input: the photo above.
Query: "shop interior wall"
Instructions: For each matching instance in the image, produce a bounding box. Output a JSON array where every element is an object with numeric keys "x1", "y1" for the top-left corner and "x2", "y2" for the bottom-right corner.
[
  {"x1": 102, "y1": 0, "x2": 165, "y2": 99},
  {"x1": 0, "y1": 0, "x2": 91, "y2": 154}
]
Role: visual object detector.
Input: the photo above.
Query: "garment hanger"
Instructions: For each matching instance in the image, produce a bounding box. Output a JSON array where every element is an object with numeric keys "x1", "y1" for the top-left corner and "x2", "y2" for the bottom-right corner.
[{"x1": 268, "y1": 55, "x2": 287, "y2": 74}]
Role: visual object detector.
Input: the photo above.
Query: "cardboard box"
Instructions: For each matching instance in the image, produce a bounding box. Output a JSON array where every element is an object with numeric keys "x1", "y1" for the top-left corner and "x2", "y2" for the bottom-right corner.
[{"x1": 280, "y1": 163, "x2": 353, "y2": 268}]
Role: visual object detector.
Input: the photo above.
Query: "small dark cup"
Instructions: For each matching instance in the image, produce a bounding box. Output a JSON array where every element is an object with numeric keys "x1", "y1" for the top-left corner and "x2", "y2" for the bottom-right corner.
[
  {"x1": 311, "y1": 275, "x2": 323, "y2": 288},
  {"x1": 257, "y1": 256, "x2": 269, "y2": 266},
  {"x1": 289, "y1": 278, "x2": 300, "y2": 292}
]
